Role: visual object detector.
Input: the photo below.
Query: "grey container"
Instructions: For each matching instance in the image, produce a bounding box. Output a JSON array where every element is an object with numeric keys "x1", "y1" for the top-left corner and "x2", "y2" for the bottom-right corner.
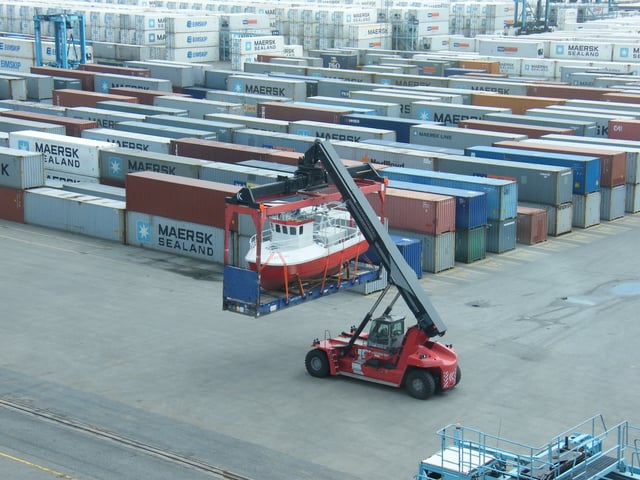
[
  {"x1": 410, "y1": 125, "x2": 527, "y2": 150},
  {"x1": 66, "y1": 106, "x2": 147, "y2": 129},
  {"x1": 82, "y1": 128, "x2": 172, "y2": 154},
  {"x1": 243, "y1": 61, "x2": 307, "y2": 76},
  {"x1": 145, "y1": 115, "x2": 242, "y2": 143},
  {"x1": 205, "y1": 89, "x2": 291, "y2": 115},
  {"x1": 446, "y1": 78, "x2": 530, "y2": 96},
  {"x1": 0, "y1": 75, "x2": 27, "y2": 100},
  {"x1": 227, "y1": 75, "x2": 308, "y2": 102},
  {"x1": 390, "y1": 229, "x2": 455, "y2": 273},
  {"x1": 486, "y1": 218, "x2": 517, "y2": 254},
  {"x1": 600, "y1": 185, "x2": 626, "y2": 221},
  {"x1": 2, "y1": 72, "x2": 54, "y2": 100},
  {"x1": 114, "y1": 120, "x2": 218, "y2": 140},
  {"x1": 126, "y1": 211, "x2": 227, "y2": 263},
  {"x1": 525, "y1": 108, "x2": 634, "y2": 138},
  {"x1": 154, "y1": 96, "x2": 244, "y2": 119},
  {"x1": 123, "y1": 61, "x2": 195, "y2": 88},
  {"x1": 45, "y1": 171, "x2": 100, "y2": 186},
  {"x1": 204, "y1": 113, "x2": 290, "y2": 134},
  {"x1": 24, "y1": 188, "x2": 126, "y2": 243},
  {"x1": 0, "y1": 100, "x2": 66, "y2": 116},
  {"x1": 93, "y1": 73, "x2": 172, "y2": 94},
  {"x1": 351, "y1": 265, "x2": 388, "y2": 295},
  {"x1": 306, "y1": 96, "x2": 402, "y2": 117},
  {"x1": 520, "y1": 201, "x2": 573, "y2": 237},
  {"x1": 96, "y1": 100, "x2": 189, "y2": 117},
  {"x1": 435, "y1": 154, "x2": 573, "y2": 205},
  {"x1": 62, "y1": 182, "x2": 126, "y2": 201},
  {"x1": 0, "y1": 146, "x2": 45, "y2": 189},
  {"x1": 0, "y1": 117, "x2": 66, "y2": 135},
  {"x1": 333, "y1": 140, "x2": 439, "y2": 170},
  {"x1": 484, "y1": 112, "x2": 597, "y2": 137},
  {"x1": 373, "y1": 73, "x2": 450, "y2": 88},
  {"x1": 233, "y1": 128, "x2": 317, "y2": 153},
  {"x1": 350, "y1": 90, "x2": 444, "y2": 119},
  {"x1": 374, "y1": 87, "x2": 465, "y2": 105},
  {"x1": 289, "y1": 120, "x2": 396, "y2": 142},
  {"x1": 625, "y1": 183, "x2": 640, "y2": 213},
  {"x1": 53, "y1": 77, "x2": 82, "y2": 90},
  {"x1": 199, "y1": 162, "x2": 294, "y2": 186},
  {"x1": 411, "y1": 101, "x2": 511, "y2": 125},
  {"x1": 572, "y1": 192, "x2": 601, "y2": 228},
  {"x1": 99, "y1": 148, "x2": 210, "y2": 185}
]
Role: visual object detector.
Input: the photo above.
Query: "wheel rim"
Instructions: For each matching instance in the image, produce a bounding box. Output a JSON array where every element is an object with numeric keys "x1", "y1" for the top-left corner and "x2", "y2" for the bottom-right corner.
[
  {"x1": 310, "y1": 356, "x2": 323, "y2": 372},
  {"x1": 411, "y1": 378, "x2": 424, "y2": 393}
]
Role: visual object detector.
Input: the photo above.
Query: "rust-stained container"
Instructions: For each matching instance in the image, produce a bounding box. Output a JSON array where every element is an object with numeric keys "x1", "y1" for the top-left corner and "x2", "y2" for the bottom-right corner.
[
  {"x1": 53, "y1": 89, "x2": 139, "y2": 108},
  {"x1": 0, "y1": 110, "x2": 98, "y2": 137},
  {"x1": 459, "y1": 119, "x2": 574, "y2": 139},
  {"x1": 170, "y1": 138, "x2": 271, "y2": 163},
  {"x1": 265, "y1": 149, "x2": 301, "y2": 167},
  {"x1": 126, "y1": 171, "x2": 241, "y2": 229},
  {"x1": 516, "y1": 206, "x2": 547, "y2": 245},
  {"x1": 31, "y1": 66, "x2": 96, "y2": 91},
  {"x1": 608, "y1": 119, "x2": 640, "y2": 141},
  {"x1": 0, "y1": 186, "x2": 23, "y2": 222},
  {"x1": 494, "y1": 140, "x2": 626, "y2": 188},
  {"x1": 470, "y1": 92, "x2": 565, "y2": 115},
  {"x1": 109, "y1": 87, "x2": 191, "y2": 106},
  {"x1": 602, "y1": 92, "x2": 640, "y2": 104},
  {"x1": 257, "y1": 102, "x2": 351, "y2": 124},
  {"x1": 367, "y1": 187, "x2": 456, "y2": 236},
  {"x1": 457, "y1": 60, "x2": 501, "y2": 74},
  {"x1": 526, "y1": 84, "x2": 621, "y2": 101},
  {"x1": 79, "y1": 64, "x2": 151, "y2": 78}
]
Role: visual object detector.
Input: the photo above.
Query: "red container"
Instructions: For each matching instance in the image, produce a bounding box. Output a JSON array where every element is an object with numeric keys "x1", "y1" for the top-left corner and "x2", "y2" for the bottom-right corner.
[
  {"x1": 109, "y1": 87, "x2": 191, "y2": 105},
  {"x1": 31, "y1": 66, "x2": 96, "y2": 90},
  {"x1": 608, "y1": 119, "x2": 640, "y2": 141},
  {"x1": 0, "y1": 110, "x2": 98, "y2": 137},
  {"x1": 170, "y1": 138, "x2": 271, "y2": 163},
  {"x1": 602, "y1": 92, "x2": 640, "y2": 104},
  {"x1": 79, "y1": 64, "x2": 151, "y2": 77},
  {"x1": 52, "y1": 89, "x2": 139, "y2": 108},
  {"x1": 256, "y1": 102, "x2": 352, "y2": 123},
  {"x1": 367, "y1": 187, "x2": 455, "y2": 235},
  {"x1": 0, "y1": 186, "x2": 24, "y2": 223},
  {"x1": 126, "y1": 172, "x2": 241, "y2": 229},
  {"x1": 457, "y1": 60, "x2": 501, "y2": 74},
  {"x1": 516, "y1": 206, "x2": 547, "y2": 245},
  {"x1": 526, "y1": 84, "x2": 621, "y2": 101},
  {"x1": 494, "y1": 140, "x2": 627, "y2": 188},
  {"x1": 470, "y1": 92, "x2": 565, "y2": 115},
  {"x1": 266, "y1": 149, "x2": 302, "y2": 167},
  {"x1": 458, "y1": 119, "x2": 574, "y2": 139}
]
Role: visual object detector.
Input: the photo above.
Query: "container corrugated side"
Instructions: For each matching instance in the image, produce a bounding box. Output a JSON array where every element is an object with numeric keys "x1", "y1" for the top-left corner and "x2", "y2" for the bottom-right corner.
[
  {"x1": 170, "y1": 138, "x2": 272, "y2": 163},
  {"x1": 24, "y1": 188, "x2": 126, "y2": 242},
  {"x1": 81, "y1": 128, "x2": 172, "y2": 155},
  {"x1": 154, "y1": 96, "x2": 244, "y2": 119},
  {"x1": 114, "y1": 121, "x2": 217, "y2": 141},
  {"x1": 0, "y1": 117, "x2": 66, "y2": 135},
  {"x1": 516, "y1": 206, "x2": 548, "y2": 245},
  {"x1": 520, "y1": 201, "x2": 573, "y2": 237},
  {"x1": 389, "y1": 228, "x2": 455, "y2": 273},
  {"x1": 126, "y1": 211, "x2": 228, "y2": 264},
  {"x1": 625, "y1": 184, "x2": 640, "y2": 213},
  {"x1": 600, "y1": 186, "x2": 625, "y2": 221},
  {"x1": 0, "y1": 185, "x2": 24, "y2": 222},
  {"x1": 9, "y1": 130, "x2": 115, "y2": 177},
  {"x1": 381, "y1": 166, "x2": 517, "y2": 221},
  {"x1": 455, "y1": 226, "x2": 486, "y2": 263},
  {"x1": 0, "y1": 146, "x2": 44, "y2": 189},
  {"x1": 199, "y1": 163, "x2": 294, "y2": 187},
  {"x1": 572, "y1": 192, "x2": 601, "y2": 228},
  {"x1": 486, "y1": 218, "x2": 517, "y2": 253}
]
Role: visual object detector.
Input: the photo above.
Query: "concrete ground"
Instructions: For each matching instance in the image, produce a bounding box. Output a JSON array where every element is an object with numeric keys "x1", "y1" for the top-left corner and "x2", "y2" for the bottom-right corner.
[{"x1": 1, "y1": 215, "x2": 639, "y2": 479}]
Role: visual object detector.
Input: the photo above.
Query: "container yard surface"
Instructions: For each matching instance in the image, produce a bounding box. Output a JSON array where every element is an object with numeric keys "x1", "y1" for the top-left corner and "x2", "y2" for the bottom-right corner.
[{"x1": 1, "y1": 215, "x2": 640, "y2": 480}]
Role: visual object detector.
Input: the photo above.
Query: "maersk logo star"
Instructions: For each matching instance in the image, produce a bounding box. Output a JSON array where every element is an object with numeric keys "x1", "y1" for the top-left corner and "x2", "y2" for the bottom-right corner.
[
  {"x1": 136, "y1": 221, "x2": 151, "y2": 243},
  {"x1": 109, "y1": 157, "x2": 123, "y2": 177}
]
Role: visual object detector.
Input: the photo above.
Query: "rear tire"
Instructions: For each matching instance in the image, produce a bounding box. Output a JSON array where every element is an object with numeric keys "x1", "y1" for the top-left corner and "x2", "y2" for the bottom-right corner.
[
  {"x1": 305, "y1": 349, "x2": 330, "y2": 378},
  {"x1": 405, "y1": 369, "x2": 436, "y2": 400},
  {"x1": 455, "y1": 365, "x2": 462, "y2": 386}
]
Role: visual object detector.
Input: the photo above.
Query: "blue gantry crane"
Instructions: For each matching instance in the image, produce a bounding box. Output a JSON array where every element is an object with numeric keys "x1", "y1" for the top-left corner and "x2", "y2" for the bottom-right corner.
[{"x1": 34, "y1": 13, "x2": 87, "y2": 69}]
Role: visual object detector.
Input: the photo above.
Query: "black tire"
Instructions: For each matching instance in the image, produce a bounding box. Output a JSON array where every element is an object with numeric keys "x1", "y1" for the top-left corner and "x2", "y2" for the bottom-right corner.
[
  {"x1": 305, "y1": 349, "x2": 330, "y2": 378},
  {"x1": 405, "y1": 369, "x2": 436, "y2": 400},
  {"x1": 455, "y1": 365, "x2": 462, "y2": 386}
]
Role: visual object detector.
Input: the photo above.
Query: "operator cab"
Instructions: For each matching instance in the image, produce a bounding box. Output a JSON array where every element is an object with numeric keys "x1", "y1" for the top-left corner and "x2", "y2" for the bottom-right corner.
[{"x1": 367, "y1": 315, "x2": 405, "y2": 350}]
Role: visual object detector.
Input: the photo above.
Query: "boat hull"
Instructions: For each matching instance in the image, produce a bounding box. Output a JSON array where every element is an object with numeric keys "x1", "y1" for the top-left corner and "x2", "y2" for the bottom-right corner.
[{"x1": 248, "y1": 239, "x2": 369, "y2": 290}]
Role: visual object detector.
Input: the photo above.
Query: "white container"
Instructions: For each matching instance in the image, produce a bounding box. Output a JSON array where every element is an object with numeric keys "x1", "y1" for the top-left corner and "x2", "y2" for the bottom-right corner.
[
  {"x1": 93, "y1": 73, "x2": 172, "y2": 94},
  {"x1": 612, "y1": 44, "x2": 640, "y2": 63},
  {"x1": 520, "y1": 59, "x2": 557, "y2": 79},
  {"x1": 498, "y1": 58, "x2": 523, "y2": 76},
  {"x1": 600, "y1": 185, "x2": 626, "y2": 221},
  {"x1": 45, "y1": 170, "x2": 100, "y2": 185},
  {"x1": 348, "y1": 23, "x2": 391, "y2": 40},
  {"x1": 549, "y1": 41, "x2": 613, "y2": 61},
  {"x1": 81, "y1": 128, "x2": 171, "y2": 155},
  {"x1": 165, "y1": 14, "x2": 221, "y2": 33},
  {"x1": 572, "y1": 192, "x2": 601, "y2": 228},
  {"x1": 165, "y1": 47, "x2": 220, "y2": 63},
  {"x1": 478, "y1": 39, "x2": 545, "y2": 58},
  {"x1": 0, "y1": 56, "x2": 34, "y2": 73},
  {"x1": 0, "y1": 37, "x2": 34, "y2": 59},
  {"x1": 166, "y1": 32, "x2": 220, "y2": 49},
  {"x1": 153, "y1": 96, "x2": 244, "y2": 119},
  {"x1": 221, "y1": 14, "x2": 271, "y2": 31},
  {"x1": 231, "y1": 35, "x2": 285, "y2": 55},
  {"x1": 0, "y1": 146, "x2": 44, "y2": 189},
  {"x1": 10, "y1": 130, "x2": 115, "y2": 177}
]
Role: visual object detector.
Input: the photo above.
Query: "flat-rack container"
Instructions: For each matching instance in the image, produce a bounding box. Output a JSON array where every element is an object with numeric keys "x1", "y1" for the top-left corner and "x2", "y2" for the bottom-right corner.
[
  {"x1": 410, "y1": 124, "x2": 527, "y2": 149},
  {"x1": 380, "y1": 166, "x2": 518, "y2": 222},
  {"x1": 466, "y1": 145, "x2": 601, "y2": 195},
  {"x1": 82, "y1": 128, "x2": 172, "y2": 154},
  {"x1": 0, "y1": 146, "x2": 44, "y2": 189},
  {"x1": 9, "y1": 130, "x2": 115, "y2": 178},
  {"x1": 24, "y1": 188, "x2": 126, "y2": 242}
]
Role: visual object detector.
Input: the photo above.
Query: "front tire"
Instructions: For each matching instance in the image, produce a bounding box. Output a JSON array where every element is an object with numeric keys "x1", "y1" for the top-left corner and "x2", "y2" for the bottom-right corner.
[
  {"x1": 405, "y1": 369, "x2": 436, "y2": 399},
  {"x1": 305, "y1": 349, "x2": 330, "y2": 378}
]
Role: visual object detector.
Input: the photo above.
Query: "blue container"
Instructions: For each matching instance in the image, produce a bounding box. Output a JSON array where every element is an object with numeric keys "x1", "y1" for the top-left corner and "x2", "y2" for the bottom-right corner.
[
  {"x1": 465, "y1": 146, "x2": 600, "y2": 195},
  {"x1": 341, "y1": 114, "x2": 438, "y2": 143},
  {"x1": 486, "y1": 218, "x2": 517, "y2": 254},
  {"x1": 362, "y1": 234, "x2": 423, "y2": 278},
  {"x1": 388, "y1": 179, "x2": 487, "y2": 229},
  {"x1": 181, "y1": 86, "x2": 211, "y2": 99},
  {"x1": 381, "y1": 167, "x2": 517, "y2": 221}
]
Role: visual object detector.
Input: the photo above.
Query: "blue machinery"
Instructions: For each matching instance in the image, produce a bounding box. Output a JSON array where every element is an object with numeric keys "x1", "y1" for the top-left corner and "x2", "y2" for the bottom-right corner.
[
  {"x1": 417, "y1": 415, "x2": 640, "y2": 480},
  {"x1": 34, "y1": 13, "x2": 87, "y2": 69}
]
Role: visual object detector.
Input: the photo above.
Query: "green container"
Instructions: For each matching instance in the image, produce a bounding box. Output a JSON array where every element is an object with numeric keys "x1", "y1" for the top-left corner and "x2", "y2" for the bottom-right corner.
[{"x1": 455, "y1": 226, "x2": 487, "y2": 263}]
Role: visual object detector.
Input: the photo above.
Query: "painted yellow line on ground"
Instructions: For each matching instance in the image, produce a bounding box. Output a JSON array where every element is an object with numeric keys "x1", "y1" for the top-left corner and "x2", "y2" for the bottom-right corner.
[{"x1": 0, "y1": 450, "x2": 79, "y2": 480}]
